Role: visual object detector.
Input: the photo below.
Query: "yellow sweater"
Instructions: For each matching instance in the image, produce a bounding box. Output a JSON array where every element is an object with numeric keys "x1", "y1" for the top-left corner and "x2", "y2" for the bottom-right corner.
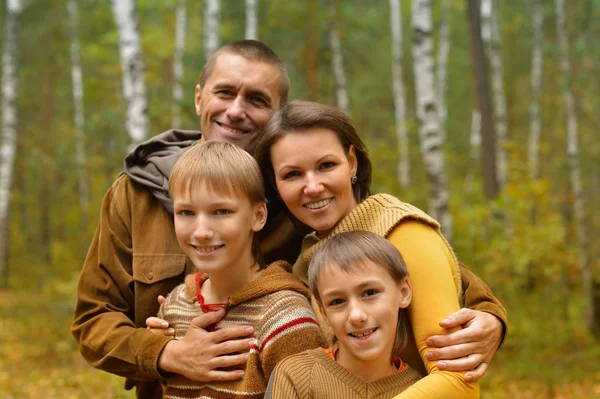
[{"x1": 293, "y1": 194, "x2": 480, "y2": 399}]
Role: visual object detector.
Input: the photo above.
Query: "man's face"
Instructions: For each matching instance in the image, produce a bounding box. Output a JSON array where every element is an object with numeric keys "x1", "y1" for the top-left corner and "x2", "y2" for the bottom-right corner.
[{"x1": 195, "y1": 52, "x2": 282, "y2": 150}]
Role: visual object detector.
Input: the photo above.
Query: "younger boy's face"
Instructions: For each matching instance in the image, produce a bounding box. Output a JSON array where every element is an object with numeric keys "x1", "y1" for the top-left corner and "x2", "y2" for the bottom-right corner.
[
  {"x1": 172, "y1": 180, "x2": 267, "y2": 275},
  {"x1": 317, "y1": 260, "x2": 411, "y2": 374}
]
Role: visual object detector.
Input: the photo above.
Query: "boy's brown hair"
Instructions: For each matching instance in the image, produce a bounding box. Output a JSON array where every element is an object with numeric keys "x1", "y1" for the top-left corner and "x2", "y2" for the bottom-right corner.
[
  {"x1": 308, "y1": 231, "x2": 411, "y2": 353},
  {"x1": 169, "y1": 140, "x2": 266, "y2": 267}
]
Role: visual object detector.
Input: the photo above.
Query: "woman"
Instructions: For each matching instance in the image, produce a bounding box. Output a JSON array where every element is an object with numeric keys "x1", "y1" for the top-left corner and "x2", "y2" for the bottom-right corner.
[{"x1": 254, "y1": 101, "x2": 487, "y2": 398}]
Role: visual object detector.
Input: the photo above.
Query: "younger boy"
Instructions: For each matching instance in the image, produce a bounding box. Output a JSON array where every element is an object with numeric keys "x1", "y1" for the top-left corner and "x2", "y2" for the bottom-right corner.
[
  {"x1": 266, "y1": 231, "x2": 421, "y2": 399},
  {"x1": 158, "y1": 141, "x2": 325, "y2": 398}
]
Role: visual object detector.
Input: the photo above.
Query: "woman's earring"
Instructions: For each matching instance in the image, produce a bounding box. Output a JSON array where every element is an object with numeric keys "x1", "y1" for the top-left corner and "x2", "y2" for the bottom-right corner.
[{"x1": 351, "y1": 175, "x2": 358, "y2": 185}]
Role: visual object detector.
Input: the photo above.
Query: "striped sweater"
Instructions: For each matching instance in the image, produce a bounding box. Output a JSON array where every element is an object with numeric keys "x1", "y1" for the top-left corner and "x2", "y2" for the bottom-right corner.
[
  {"x1": 265, "y1": 348, "x2": 422, "y2": 398},
  {"x1": 157, "y1": 260, "x2": 326, "y2": 399}
]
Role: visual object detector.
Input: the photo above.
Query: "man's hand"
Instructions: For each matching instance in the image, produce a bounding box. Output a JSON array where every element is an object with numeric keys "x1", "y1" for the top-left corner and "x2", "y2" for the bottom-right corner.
[
  {"x1": 146, "y1": 295, "x2": 175, "y2": 336},
  {"x1": 425, "y1": 308, "x2": 503, "y2": 382},
  {"x1": 158, "y1": 309, "x2": 255, "y2": 382}
]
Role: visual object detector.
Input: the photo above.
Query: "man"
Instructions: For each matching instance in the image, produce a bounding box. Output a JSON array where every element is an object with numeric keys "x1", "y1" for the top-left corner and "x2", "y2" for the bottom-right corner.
[{"x1": 72, "y1": 40, "x2": 507, "y2": 399}]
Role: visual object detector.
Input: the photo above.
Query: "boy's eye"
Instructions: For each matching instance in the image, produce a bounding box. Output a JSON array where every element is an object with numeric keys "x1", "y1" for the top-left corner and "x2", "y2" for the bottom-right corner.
[
  {"x1": 363, "y1": 289, "x2": 378, "y2": 297},
  {"x1": 215, "y1": 209, "x2": 230, "y2": 216},
  {"x1": 327, "y1": 298, "x2": 344, "y2": 307}
]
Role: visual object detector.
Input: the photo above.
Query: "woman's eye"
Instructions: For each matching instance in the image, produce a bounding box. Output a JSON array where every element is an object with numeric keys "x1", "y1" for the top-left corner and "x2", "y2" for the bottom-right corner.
[
  {"x1": 283, "y1": 171, "x2": 300, "y2": 179},
  {"x1": 363, "y1": 289, "x2": 378, "y2": 297},
  {"x1": 215, "y1": 209, "x2": 230, "y2": 216},
  {"x1": 320, "y1": 161, "x2": 336, "y2": 170}
]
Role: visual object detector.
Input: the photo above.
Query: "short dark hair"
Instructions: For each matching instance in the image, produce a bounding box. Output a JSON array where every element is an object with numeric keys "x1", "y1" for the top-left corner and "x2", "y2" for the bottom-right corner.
[
  {"x1": 199, "y1": 40, "x2": 290, "y2": 107},
  {"x1": 308, "y1": 231, "x2": 411, "y2": 354},
  {"x1": 253, "y1": 100, "x2": 372, "y2": 204}
]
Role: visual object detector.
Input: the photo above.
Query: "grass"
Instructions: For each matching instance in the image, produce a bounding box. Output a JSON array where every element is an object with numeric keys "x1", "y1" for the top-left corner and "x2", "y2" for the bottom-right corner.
[{"x1": 0, "y1": 288, "x2": 599, "y2": 398}]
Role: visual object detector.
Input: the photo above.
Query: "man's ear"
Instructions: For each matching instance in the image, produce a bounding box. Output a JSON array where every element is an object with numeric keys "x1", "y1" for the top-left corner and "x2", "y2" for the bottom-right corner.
[
  {"x1": 252, "y1": 202, "x2": 268, "y2": 232},
  {"x1": 194, "y1": 84, "x2": 202, "y2": 116},
  {"x1": 397, "y1": 277, "x2": 412, "y2": 309},
  {"x1": 347, "y1": 145, "x2": 358, "y2": 177}
]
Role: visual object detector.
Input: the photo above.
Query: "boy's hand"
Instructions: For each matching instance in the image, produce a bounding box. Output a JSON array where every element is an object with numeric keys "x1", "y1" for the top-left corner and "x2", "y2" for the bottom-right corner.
[
  {"x1": 158, "y1": 309, "x2": 255, "y2": 382},
  {"x1": 146, "y1": 295, "x2": 175, "y2": 336},
  {"x1": 425, "y1": 308, "x2": 503, "y2": 382}
]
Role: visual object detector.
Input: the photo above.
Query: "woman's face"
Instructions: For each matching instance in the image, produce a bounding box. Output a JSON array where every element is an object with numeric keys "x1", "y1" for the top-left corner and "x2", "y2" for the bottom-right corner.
[{"x1": 270, "y1": 127, "x2": 358, "y2": 233}]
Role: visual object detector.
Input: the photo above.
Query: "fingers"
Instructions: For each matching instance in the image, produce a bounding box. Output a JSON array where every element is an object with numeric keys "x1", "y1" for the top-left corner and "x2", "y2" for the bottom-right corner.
[
  {"x1": 426, "y1": 341, "x2": 479, "y2": 362},
  {"x1": 438, "y1": 308, "x2": 476, "y2": 329},
  {"x1": 157, "y1": 295, "x2": 166, "y2": 305},
  {"x1": 433, "y1": 352, "x2": 483, "y2": 372},
  {"x1": 427, "y1": 327, "x2": 474, "y2": 348},
  {"x1": 212, "y1": 337, "x2": 256, "y2": 357},
  {"x1": 146, "y1": 316, "x2": 175, "y2": 336},
  {"x1": 210, "y1": 352, "x2": 251, "y2": 370},
  {"x1": 206, "y1": 369, "x2": 246, "y2": 382},
  {"x1": 464, "y1": 361, "x2": 488, "y2": 382},
  {"x1": 190, "y1": 309, "x2": 228, "y2": 330}
]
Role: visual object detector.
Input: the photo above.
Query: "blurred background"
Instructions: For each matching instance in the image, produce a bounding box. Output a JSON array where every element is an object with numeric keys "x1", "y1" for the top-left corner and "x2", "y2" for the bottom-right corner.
[{"x1": 0, "y1": 0, "x2": 599, "y2": 397}]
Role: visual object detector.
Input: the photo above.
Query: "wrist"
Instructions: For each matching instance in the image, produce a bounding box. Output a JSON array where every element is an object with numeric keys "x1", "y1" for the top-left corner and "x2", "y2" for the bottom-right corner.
[{"x1": 158, "y1": 339, "x2": 179, "y2": 377}]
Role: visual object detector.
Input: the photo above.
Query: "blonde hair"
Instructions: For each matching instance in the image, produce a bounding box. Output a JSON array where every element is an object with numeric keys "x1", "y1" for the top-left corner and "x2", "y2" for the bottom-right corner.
[
  {"x1": 308, "y1": 231, "x2": 411, "y2": 353},
  {"x1": 169, "y1": 140, "x2": 266, "y2": 266}
]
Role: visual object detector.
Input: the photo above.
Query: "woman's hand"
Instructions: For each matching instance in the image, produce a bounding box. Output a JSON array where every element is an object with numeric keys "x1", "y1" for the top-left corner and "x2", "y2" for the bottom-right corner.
[
  {"x1": 146, "y1": 295, "x2": 175, "y2": 336},
  {"x1": 425, "y1": 308, "x2": 503, "y2": 382}
]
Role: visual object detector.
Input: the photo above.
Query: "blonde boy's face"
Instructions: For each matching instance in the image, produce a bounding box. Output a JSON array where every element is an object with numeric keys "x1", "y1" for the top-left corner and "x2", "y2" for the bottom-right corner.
[
  {"x1": 172, "y1": 180, "x2": 267, "y2": 275},
  {"x1": 317, "y1": 260, "x2": 411, "y2": 375}
]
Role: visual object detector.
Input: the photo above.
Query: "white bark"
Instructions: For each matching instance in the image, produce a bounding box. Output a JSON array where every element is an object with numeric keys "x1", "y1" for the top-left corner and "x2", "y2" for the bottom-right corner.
[
  {"x1": 111, "y1": 0, "x2": 148, "y2": 144},
  {"x1": 411, "y1": 0, "x2": 452, "y2": 240},
  {"x1": 528, "y1": 1, "x2": 543, "y2": 181},
  {"x1": 436, "y1": 0, "x2": 450, "y2": 142},
  {"x1": 329, "y1": 0, "x2": 349, "y2": 114},
  {"x1": 68, "y1": 0, "x2": 89, "y2": 223},
  {"x1": 555, "y1": 0, "x2": 592, "y2": 331},
  {"x1": 245, "y1": 0, "x2": 258, "y2": 40},
  {"x1": 204, "y1": 0, "x2": 220, "y2": 57},
  {"x1": 481, "y1": 0, "x2": 508, "y2": 188},
  {"x1": 389, "y1": 0, "x2": 409, "y2": 189},
  {"x1": 464, "y1": 108, "x2": 481, "y2": 190},
  {"x1": 172, "y1": 0, "x2": 187, "y2": 128},
  {"x1": 0, "y1": 0, "x2": 23, "y2": 286}
]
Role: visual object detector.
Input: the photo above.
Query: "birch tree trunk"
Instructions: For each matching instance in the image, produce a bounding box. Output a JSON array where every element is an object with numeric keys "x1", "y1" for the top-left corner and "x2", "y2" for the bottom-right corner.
[
  {"x1": 555, "y1": 0, "x2": 593, "y2": 335},
  {"x1": 411, "y1": 0, "x2": 452, "y2": 240},
  {"x1": 329, "y1": 0, "x2": 348, "y2": 114},
  {"x1": 245, "y1": 0, "x2": 258, "y2": 40},
  {"x1": 389, "y1": 0, "x2": 409, "y2": 189},
  {"x1": 111, "y1": 0, "x2": 148, "y2": 145},
  {"x1": 528, "y1": 1, "x2": 543, "y2": 182},
  {"x1": 481, "y1": 0, "x2": 508, "y2": 188},
  {"x1": 68, "y1": 0, "x2": 89, "y2": 230},
  {"x1": 204, "y1": 0, "x2": 220, "y2": 57},
  {"x1": 467, "y1": 0, "x2": 499, "y2": 200},
  {"x1": 0, "y1": 0, "x2": 22, "y2": 288},
  {"x1": 306, "y1": 0, "x2": 318, "y2": 101},
  {"x1": 464, "y1": 109, "x2": 481, "y2": 191},
  {"x1": 436, "y1": 0, "x2": 450, "y2": 142},
  {"x1": 171, "y1": 0, "x2": 187, "y2": 128}
]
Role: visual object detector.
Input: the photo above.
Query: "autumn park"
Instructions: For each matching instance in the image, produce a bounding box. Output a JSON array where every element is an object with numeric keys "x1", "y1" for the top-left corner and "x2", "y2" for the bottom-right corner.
[{"x1": 0, "y1": 0, "x2": 599, "y2": 398}]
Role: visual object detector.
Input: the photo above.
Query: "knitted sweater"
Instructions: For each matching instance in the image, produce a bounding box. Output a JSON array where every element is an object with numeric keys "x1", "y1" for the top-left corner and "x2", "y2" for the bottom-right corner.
[
  {"x1": 265, "y1": 348, "x2": 422, "y2": 399},
  {"x1": 293, "y1": 194, "x2": 479, "y2": 399},
  {"x1": 158, "y1": 261, "x2": 326, "y2": 399}
]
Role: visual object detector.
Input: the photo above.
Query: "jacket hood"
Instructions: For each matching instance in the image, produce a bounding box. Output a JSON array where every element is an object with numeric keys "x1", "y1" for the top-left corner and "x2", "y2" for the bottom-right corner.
[{"x1": 122, "y1": 129, "x2": 202, "y2": 213}]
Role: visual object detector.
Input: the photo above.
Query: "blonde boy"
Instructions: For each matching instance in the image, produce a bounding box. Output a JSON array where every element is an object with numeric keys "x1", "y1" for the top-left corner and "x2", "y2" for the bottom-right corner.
[
  {"x1": 159, "y1": 141, "x2": 324, "y2": 398},
  {"x1": 266, "y1": 231, "x2": 420, "y2": 399}
]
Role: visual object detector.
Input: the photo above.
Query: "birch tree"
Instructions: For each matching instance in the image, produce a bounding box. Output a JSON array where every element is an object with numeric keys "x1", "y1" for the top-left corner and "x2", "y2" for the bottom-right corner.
[
  {"x1": 204, "y1": 0, "x2": 220, "y2": 57},
  {"x1": 528, "y1": 1, "x2": 543, "y2": 182},
  {"x1": 172, "y1": 0, "x2": 187, "y2": 128},
  {"x1": 68, "y1": 0, "x2": 89, "y2": 229},
  {"x1": 411, "y1": 0, "x2": 452, "y2": 240},
  {"x1": 111, "y1": 0, "x2": 149, "y2": 144},
  {"x1": 0, "y1": 0, "x2": 23, "y2": 287},
  {"x1": 389, "y1": 0, "x2": 409, "y2": 188},
  {"x1": 306, "y1": 0, "x2": 318, "y2": 101},
  {"x1": 481, "y1": 0, "x2": 508, "y2": 188},
  {"x1": 467, "y1": 0, "x2": 499, "y2": 200},
  {"x1": 555, "y1": 0, "x2": 593, "y2": 335},
  {"x1": 329, "y1": 0, "x2": 348, "y2": 114},
  {"x1": 436, "y1": 0, "x2": 450, "y2": 142},
  {"x1": 245, "y1": 0, "x2": 258, "y2": 40}
]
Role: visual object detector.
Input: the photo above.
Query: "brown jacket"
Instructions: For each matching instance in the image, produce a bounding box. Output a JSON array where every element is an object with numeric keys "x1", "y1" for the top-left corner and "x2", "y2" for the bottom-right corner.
[{"x1": 72, "y1": 163, "x2": 506, "y2": 399}]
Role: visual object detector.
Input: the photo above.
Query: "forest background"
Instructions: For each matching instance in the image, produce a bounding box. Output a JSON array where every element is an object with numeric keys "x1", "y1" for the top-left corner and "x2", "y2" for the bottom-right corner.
[{"x1": 0, "y1": 0, "x2": 599, "y2": 398}]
